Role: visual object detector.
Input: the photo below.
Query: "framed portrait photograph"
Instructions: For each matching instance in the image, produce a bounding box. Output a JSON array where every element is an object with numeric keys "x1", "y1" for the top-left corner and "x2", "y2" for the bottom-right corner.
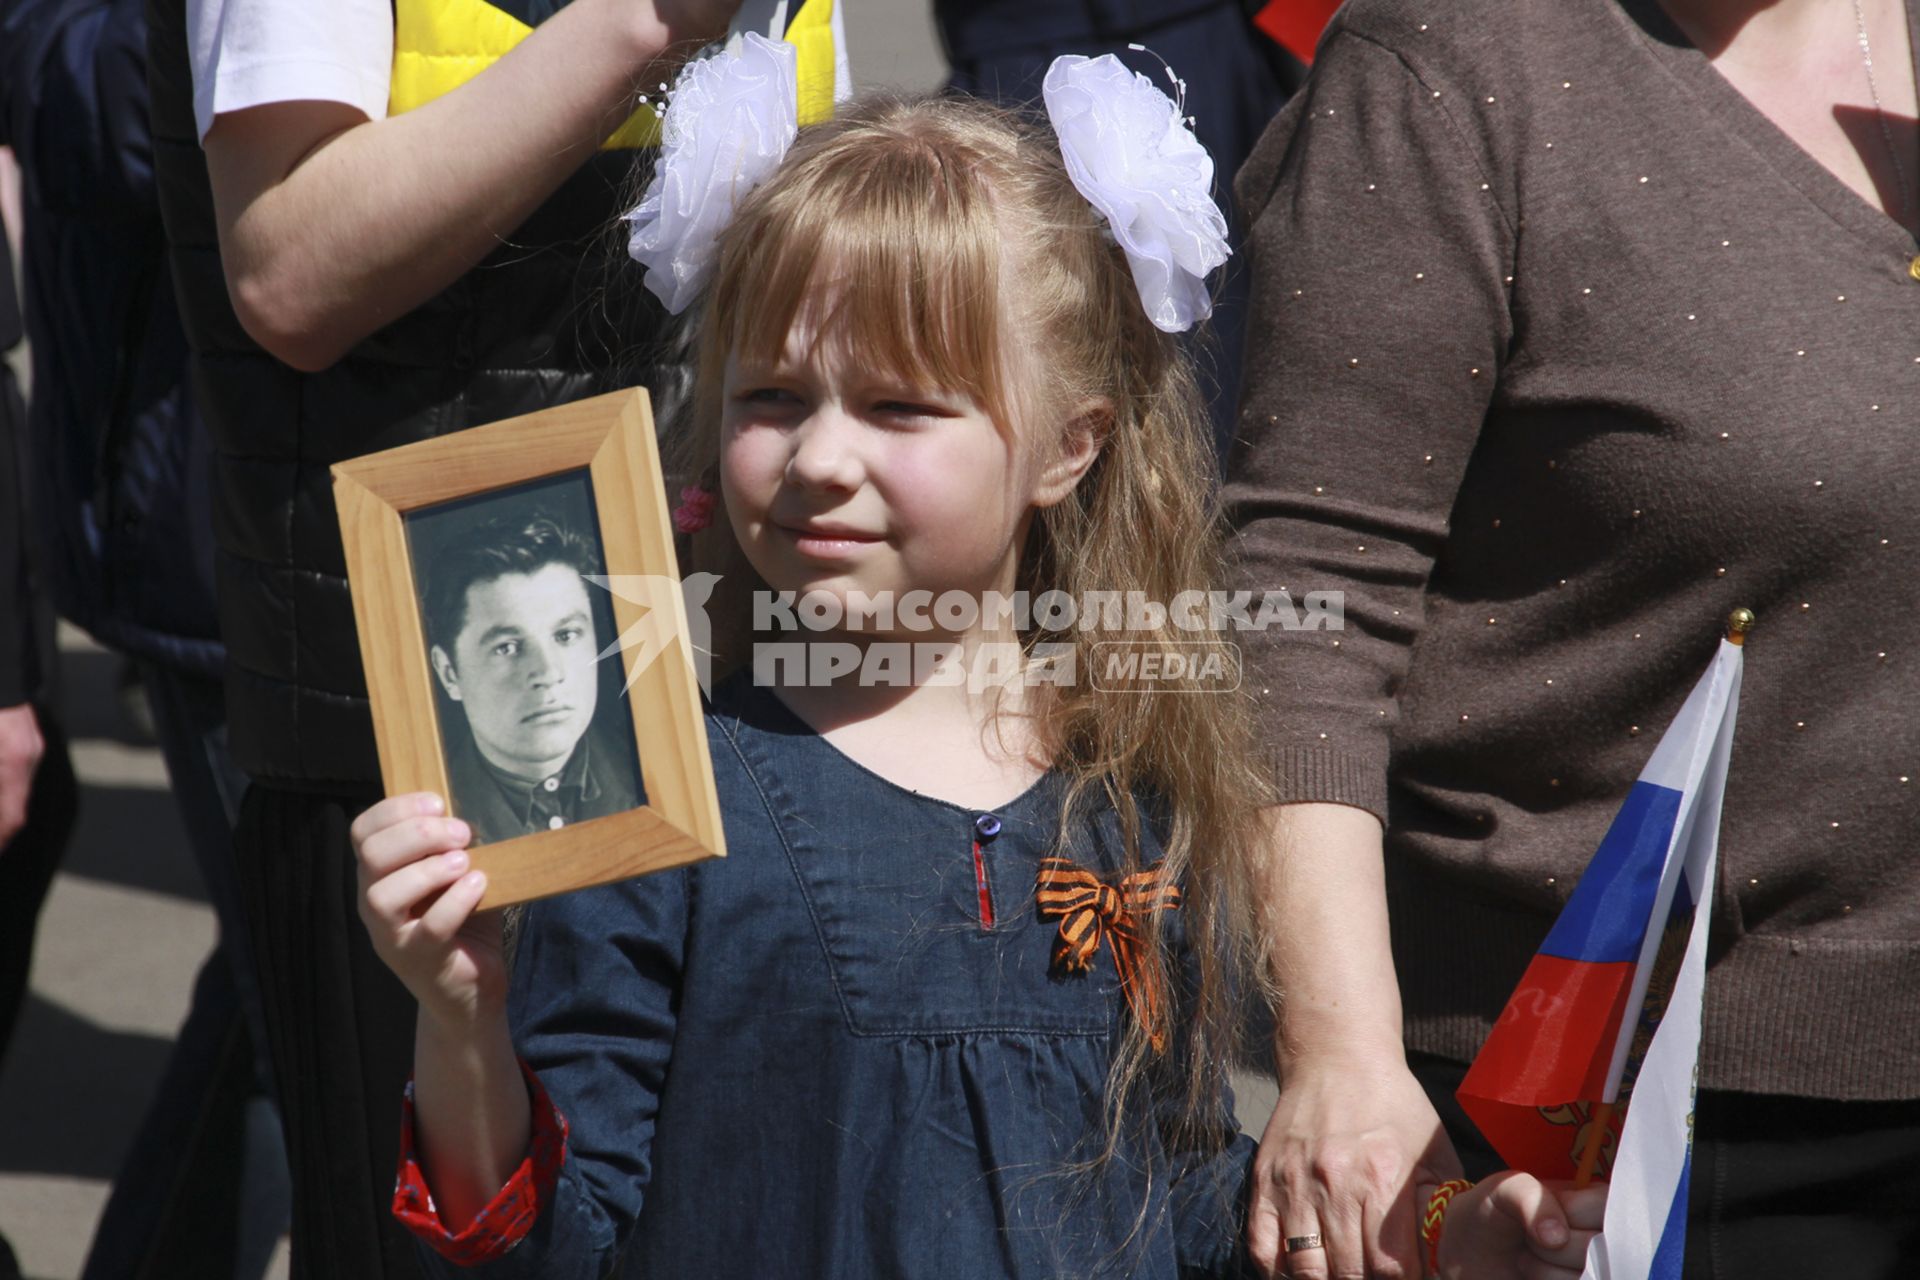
[{"x1": 333, "y1": 388, "x2": 724, "y2": 907}]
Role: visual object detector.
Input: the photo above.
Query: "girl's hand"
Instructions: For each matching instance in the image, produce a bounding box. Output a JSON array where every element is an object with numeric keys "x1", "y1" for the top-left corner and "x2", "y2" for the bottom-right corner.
[
  {"x1": 1432, "y1": 1172, "x2": 1606, "y2": 1280},
  {"x1": 352, "y1": 793, "x2": 507, "y2": 1028}
]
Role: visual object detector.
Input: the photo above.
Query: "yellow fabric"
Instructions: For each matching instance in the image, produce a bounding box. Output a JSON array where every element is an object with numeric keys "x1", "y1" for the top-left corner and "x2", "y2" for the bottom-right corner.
[
  {"x1": 786, "y1": 0, "x2": 836, "y2": 126},
  {"x1": 389, "y1": 0, "x2": 837, "y2": 149}
]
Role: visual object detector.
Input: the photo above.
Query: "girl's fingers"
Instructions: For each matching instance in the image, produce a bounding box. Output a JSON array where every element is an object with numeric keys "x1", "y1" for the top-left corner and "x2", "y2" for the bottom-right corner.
[
  {"x1": 1516, "y1": 1252, "x2": 1581, "y2": 1280},
  {"x1": 408, "y1": 869, "x2": 489, "y2": 947},
  {"x1": 1486, "y1": 1174, "x2": 1568, "y2": 1252},
  {"x1": 1526, "y1": 1226, "x2": 1598, "y2": 1271},
  {"x1": 350, "y1": 792, "x2": 444, "y2": 848},
  {"x1": 362, "y1": 849, "x2": 472, "y2": 930},
  {"x1": 356, "y1": 813, "x2": 471, "y2": 880},
  {"x1": 1557, "y1": 1184, "x2": 1609, "y2": 1231}
]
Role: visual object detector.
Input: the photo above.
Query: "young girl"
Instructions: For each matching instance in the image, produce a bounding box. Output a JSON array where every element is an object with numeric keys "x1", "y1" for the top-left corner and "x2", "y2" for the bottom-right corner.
[{"x1": 353, "y1": 48, "x2": 1601, "y2": 1280}]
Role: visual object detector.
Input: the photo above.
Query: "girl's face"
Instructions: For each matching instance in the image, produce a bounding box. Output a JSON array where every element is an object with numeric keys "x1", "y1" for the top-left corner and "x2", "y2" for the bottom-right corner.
[{"x1": 719, "y1": 317, "x2": 1096, "y2": 637}]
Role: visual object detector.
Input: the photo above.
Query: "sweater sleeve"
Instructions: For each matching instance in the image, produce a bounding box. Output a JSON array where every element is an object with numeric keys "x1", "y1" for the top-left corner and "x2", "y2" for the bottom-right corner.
[{"x1": 1222, "y1": 25, "x2": 1514, "y2": 822}]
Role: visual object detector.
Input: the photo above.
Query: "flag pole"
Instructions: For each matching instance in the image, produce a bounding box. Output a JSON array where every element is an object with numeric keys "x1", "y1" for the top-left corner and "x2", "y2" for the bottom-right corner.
[
  {"x1": 1568, "y1": 608, "x2": 1754, "y2": 1190},
  {"x1": 1573, "y1": 1103, "x2": 1614, "y2": 1187}
]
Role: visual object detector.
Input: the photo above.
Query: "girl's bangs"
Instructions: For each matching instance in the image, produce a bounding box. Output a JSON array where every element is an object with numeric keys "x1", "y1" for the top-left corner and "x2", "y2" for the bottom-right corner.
[{"x1": 711, "y1": 136, "x2": 1012, "y2": 420}]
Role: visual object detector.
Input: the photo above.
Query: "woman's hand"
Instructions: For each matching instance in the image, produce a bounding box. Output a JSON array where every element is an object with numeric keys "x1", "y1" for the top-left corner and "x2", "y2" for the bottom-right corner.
[
  {"x1": 1249, "y1": 1053, "x2": 1461, "y2": 1279},
  {"x1": 1432, "y1": 1172, "x2": 1606, "y2": 1280},
  {"x1": 352, "y1": 792, "x2": 506, "y2": 1029}
]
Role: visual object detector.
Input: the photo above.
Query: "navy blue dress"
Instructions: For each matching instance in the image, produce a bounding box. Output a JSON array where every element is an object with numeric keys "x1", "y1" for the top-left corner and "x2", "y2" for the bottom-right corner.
[{"x1": 422, "y1": 677, "x2": 1254, "y2": 1279}]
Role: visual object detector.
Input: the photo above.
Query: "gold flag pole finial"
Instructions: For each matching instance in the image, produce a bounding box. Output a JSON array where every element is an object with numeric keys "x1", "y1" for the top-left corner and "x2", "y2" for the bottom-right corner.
[{"x1": 1726, "y1": 608, "x2": 1755, "y2": 646}]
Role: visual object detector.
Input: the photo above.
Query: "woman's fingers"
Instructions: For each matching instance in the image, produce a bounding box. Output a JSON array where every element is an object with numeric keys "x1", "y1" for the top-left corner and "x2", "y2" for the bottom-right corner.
[
  {"x1": 1315, "y1": 1178, "x2": 1368, "y2": 1280},
  {"x1": 1278, "y1": 1211, "x2": 1329, "y2": 1280},
  {"x1": 1365, "y1": 1163, "x2": 1421, "y2": 1279}
]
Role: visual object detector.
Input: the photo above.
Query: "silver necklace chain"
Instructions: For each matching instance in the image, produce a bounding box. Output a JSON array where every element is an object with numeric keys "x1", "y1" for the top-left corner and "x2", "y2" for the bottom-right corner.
[{"x1": 1852, "y1": 0, "x2": 1915, "y2": 225}]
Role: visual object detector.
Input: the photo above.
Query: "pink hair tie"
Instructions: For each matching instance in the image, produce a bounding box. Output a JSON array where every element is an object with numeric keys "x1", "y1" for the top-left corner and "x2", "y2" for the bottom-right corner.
[{"x1": 673, "y1": 485, "x2": 718, "y2": 533}]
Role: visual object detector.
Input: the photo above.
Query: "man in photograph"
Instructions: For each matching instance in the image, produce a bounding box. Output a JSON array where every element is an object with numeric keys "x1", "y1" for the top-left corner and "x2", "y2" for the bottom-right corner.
[{"x1": 423, "y1": 514, "x2": 639, "y2": 845}]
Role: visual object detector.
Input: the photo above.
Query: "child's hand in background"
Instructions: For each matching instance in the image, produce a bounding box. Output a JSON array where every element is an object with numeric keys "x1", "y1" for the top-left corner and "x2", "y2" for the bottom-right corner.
[
  {"x1": 1431, "y1": 1172, "x2": 1607, "y2": 1280},
  {"x1": 352, "y1": 793, "x2": 507, "y2": 1029}
]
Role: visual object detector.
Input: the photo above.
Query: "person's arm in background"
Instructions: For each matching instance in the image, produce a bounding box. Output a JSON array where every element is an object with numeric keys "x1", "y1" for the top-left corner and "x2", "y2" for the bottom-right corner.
[
  {"x1": 0, "y1": 0, "x2": 177, "y2": 848},
  {"x1": 202, "y1": 0, "x2": 739, "y2": 372},
  {"x1": 1221, "y1": 18, "x2": 1517, "y2": 1280},
  {"x1": 0, "y1": 149, "x2": 42, "y2": 850}
]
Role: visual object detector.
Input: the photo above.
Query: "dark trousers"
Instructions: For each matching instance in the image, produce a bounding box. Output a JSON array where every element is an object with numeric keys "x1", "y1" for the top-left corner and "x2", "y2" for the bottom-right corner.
[
  {"x1": 1411, "y1": 1050, "x2": 1920, "y2": 1279},
  {"x1": 234, "y1": 784, "x2": 426, "y2": 1280},
  {"x1": 80, "y1": 664, "x2": 290, "y2": 1280}
]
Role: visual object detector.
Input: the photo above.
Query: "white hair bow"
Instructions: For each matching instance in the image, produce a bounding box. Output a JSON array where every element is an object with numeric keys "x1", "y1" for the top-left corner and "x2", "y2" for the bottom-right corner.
[
  {"x1": 625, "y1": 32, "x2": 800, "y2": 315},
  {"x1": 1042, "y1": 53, "x2": 1230, "y2": 334}
]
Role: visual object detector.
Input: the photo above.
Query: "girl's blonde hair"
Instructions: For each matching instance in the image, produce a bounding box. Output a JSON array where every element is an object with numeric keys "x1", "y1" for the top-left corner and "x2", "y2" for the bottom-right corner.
[{"x1": 669, "y1": 91, "x2": 1273, "y2": 1187}]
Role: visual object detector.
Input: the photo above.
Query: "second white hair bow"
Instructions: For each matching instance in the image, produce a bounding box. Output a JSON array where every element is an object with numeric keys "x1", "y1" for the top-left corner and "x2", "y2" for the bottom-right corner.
[
  {"x1": 626, "y1": 32, "x2": 799, "y2": 314},
  {"x1": 1042, "y1": 54, "x2": 1230, "y2": 334}
]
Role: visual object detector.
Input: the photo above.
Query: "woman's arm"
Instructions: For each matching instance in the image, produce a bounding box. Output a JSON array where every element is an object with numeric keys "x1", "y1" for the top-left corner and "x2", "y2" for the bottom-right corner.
[
  {"x1": 1223, "y1": 12, "x2": 1518, "y2": 1277},
  {"x1": 203, "y1": 0, "x2": 736, "y2": 371},
  {"x1": 1246, "y1": 803, "x2": 1460, "y2": 1280}
]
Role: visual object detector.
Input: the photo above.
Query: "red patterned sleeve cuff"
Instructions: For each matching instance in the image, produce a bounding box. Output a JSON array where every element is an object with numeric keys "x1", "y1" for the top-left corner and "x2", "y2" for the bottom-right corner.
[{"x1": 391, "y1": 1060, "x2": 570, "y2": 1265}]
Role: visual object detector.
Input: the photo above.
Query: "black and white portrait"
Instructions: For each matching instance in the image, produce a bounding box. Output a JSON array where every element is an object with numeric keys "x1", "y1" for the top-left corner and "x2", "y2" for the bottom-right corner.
[{"x1": 408, "y1": 473, "x2": 645, "y2": 846}]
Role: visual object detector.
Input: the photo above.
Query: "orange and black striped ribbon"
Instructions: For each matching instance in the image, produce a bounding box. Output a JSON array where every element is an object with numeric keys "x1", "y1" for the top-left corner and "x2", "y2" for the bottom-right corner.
[{"x1": 1034, "y1": 857, "x2": 1182, "y2": 1051}]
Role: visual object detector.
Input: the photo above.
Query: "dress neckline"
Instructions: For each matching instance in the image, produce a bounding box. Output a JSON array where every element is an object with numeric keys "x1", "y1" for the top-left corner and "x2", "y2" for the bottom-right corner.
[
  {"x1": 1608, "y1": 0, "x2": 1920, "y2": 257},
  {"x1": 726, "y1": 677, "x2": 1061, "y2": 819}
]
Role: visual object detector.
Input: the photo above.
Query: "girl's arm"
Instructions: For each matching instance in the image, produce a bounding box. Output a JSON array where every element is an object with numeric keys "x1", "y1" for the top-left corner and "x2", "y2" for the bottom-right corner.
[
  {"x1": 354, "y1": 794, "x2": 525, "y2": 1228},
  {"x1": 355, "y1": 792, "x2": 688, "y2": 1277},
  {"x1": 203, "y1": 0, "x2": 738, "y2": 371},
  {"x1": 412, "y1": 1002, "x2": 530, "y2": 1232}
]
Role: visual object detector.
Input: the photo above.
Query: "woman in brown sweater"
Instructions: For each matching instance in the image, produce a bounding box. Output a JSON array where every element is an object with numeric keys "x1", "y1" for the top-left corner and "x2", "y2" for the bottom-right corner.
[{"x1": 1225, "y1": 0, "x2": 1920, "y2": 1276}]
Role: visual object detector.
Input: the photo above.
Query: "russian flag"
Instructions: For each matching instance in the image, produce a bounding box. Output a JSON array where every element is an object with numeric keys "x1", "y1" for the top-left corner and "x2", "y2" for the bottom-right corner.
[{"x1": 1458, "y1": 620, "x2": 1745, "y2": 1276}]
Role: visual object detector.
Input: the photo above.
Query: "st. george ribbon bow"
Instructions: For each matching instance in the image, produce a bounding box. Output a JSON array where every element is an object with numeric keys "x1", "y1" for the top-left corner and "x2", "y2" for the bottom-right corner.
[{"x1": 1034, "y1": 856, "x2": 1182, "y2": 1051}]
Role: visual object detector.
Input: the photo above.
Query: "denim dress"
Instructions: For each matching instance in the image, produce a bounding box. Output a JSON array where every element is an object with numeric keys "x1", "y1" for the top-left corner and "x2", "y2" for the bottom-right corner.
[{"x1": 416, "y1": 676, "x2": 1254, "y2": 1279}]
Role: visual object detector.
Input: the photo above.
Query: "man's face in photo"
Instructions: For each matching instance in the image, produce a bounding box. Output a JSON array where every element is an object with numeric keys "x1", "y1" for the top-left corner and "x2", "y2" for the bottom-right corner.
[{"x1": 430, "y1": 562, "x2": 600, "y2": 780}]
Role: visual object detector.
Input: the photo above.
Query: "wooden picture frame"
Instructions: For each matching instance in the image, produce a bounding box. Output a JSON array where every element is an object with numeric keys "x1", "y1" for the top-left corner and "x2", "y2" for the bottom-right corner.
[{"x1": 332, "y1": 388, "x2": 724, "y2": 908}]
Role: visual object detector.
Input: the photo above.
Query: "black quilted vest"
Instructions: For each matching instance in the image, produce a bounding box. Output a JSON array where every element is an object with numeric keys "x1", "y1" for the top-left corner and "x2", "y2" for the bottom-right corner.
[{"x1": 146, "y1": 0, "x2": 663, "y2": 788}]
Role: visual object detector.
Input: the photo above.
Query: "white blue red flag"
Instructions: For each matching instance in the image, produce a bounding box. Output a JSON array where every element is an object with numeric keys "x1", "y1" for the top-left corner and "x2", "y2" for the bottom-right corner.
[{"x1": 1457, "y1": 627, "x2": 1744, "y2": 1277}]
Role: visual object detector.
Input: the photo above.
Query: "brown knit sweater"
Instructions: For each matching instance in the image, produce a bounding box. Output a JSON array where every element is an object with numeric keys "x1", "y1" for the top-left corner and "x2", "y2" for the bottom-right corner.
[{"x1": 1224, "y1": 0, "x2": 1920, "y2": 1100}]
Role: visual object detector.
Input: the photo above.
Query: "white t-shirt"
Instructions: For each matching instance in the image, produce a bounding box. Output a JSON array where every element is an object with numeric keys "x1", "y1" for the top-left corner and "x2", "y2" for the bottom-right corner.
[
  {"x1": 187, "y1": 0, "x2": 393, "y2": 141},
  {"x1": 186, "y1": 1, "x2": 853, "y2": 144}
]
